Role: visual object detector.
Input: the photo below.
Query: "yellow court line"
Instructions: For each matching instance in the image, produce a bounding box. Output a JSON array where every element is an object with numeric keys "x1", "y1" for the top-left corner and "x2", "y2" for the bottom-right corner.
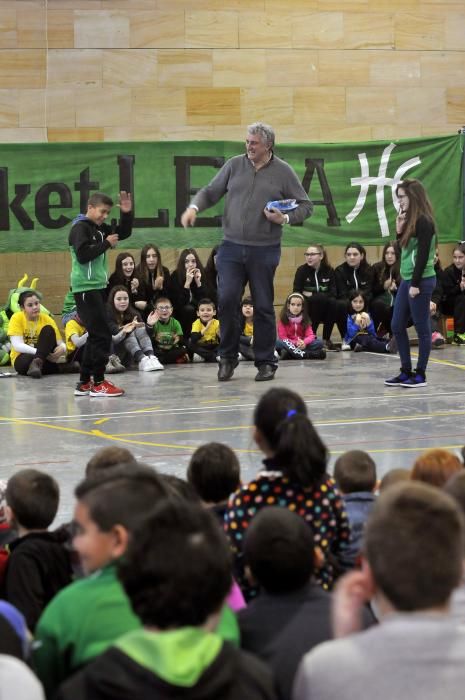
[
  {"x1": 90, "y1": 429, "x2": 260, "y2": 453},
  {"x1": 200, "y1": 398, "x2": 242, "y2": 404},
  {"x1": 411, "y1": 353, "x2": 465, "y2": 371},
  {"x1": 94, "y1": 418, "x2": 110, "y2": 425}
]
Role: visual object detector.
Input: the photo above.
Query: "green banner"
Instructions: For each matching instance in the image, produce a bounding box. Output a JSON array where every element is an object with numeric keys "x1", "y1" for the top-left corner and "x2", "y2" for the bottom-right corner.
[{"x1": 0, "y1": 134, "x2": 462, "y2": 253}]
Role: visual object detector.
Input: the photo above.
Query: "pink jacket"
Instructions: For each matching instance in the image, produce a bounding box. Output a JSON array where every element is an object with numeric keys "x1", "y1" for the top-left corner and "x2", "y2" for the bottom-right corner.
[{"x1": 277, "y1": 318, "x2": 316, "y2": 345}]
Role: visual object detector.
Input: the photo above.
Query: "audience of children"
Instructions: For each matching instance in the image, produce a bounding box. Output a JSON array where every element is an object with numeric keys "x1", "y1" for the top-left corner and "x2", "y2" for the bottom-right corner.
[
  {"x1": 0, "y1": 387, "x2": 464, "y2": 700},
  {"x1": 146, "y1": 297, "x2": 189, "y2": 364},
  {"x1": 292, "y1": 243, "x2": 339, "y2": 351},
  {"x1": 188, "y1": 298, "x2": 220, "y2": 362},
  {"x1": 342, "y1": 291, "x2": 396, "y2": 353},
  {"x1": 224, "y1": 387, "x2": 350, "y2": 600},
  {"x1": 333, "y1": 450, "x2": 377, "y2": 569},
  {"x1": 277, "y1": 293, "x2": 326, "y2": 360},
  {"x1": 106, "y1": 285, "x2": 164, "y2": 371}
]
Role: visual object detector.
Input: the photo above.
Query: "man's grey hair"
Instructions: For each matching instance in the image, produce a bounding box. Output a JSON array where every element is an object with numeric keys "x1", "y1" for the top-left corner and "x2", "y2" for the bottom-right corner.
[{"x1": 247, "y1": 122, "x2": 275, "y2": 149}]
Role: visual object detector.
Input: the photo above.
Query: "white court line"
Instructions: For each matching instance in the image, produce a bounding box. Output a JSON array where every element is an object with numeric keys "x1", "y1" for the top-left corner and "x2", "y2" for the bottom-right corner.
[{"x1": 1, "y1": 390, "x2": 465, "y2": 424}]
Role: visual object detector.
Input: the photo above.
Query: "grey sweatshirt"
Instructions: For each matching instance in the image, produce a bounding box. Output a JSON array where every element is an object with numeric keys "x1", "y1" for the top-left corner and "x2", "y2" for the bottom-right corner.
[{"x1": 191, "y1": 154, "x2": 313, "y2": 246}]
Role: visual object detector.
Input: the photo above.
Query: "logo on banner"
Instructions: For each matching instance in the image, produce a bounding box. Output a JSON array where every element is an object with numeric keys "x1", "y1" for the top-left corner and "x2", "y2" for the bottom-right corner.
[{"x1": 345, "y1": 142, "x2": 421, "y2": 237}]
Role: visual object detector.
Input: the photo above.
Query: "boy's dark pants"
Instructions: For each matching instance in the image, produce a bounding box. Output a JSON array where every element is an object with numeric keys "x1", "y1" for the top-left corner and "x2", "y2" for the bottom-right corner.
[{"x1": 74, "y1": 289, "x2": 111, "y2": 383}]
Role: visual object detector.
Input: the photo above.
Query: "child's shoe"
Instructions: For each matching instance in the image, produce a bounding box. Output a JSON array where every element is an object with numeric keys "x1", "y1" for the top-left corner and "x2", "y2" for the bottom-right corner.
[
  {"x1": 192, "y1": 353, "x2": 203, "y2": 362},
  {"x1": 384, "y1": 368, "x2": 412, "y2": 386},
  {"x1": 386, "y1": 336, "x2": 398, "y2": 354},
  {"x1": 110, "y1": 354, "x2": 126, "y2": 372},
  {"x1": 27, "y1": 357, "x2": 43, "y2": 378},
  {"x1": 90, "y1": 380, "x2": 124, "y2": 397},
  {"x1": 452, "y1": 332, "x2": 465, "y2": 345},
  {"x1": 175, "y1": 353, "x2": 189, "y2": 364},
  {"x1": 341, "y1": 342, "x2": 351, "y2": 351},
  {"x1": 149, "y1": 356, "x2": 164, "y2": 371},
  {"x1": 431, "y1": 331, "x2": 445, "y2": 347},
  {"x1": 138, "y1": 356, "x2": 153, "y2": 371},
  {"x1": 399, "y1": 369, "x2": 427, "y2": 388},
  {"x1": 74, "y1": 380, "x2": 93, "y2": 396}
]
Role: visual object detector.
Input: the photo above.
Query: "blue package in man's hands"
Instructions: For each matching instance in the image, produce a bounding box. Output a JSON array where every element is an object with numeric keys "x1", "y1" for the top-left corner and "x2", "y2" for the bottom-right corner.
[{"x1": 265, "y1": 199, "x2": 299, "y2": 212}]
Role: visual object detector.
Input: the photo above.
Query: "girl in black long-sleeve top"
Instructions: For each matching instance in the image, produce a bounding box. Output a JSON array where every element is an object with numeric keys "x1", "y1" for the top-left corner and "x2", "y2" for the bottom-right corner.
[
  {"x1": 334, "y1": 242, "x2": 374, "y2": 342},
  {"x1": 440, "y1": 243, "x2": 465, "y2": 343},
  {"x1": 135, "y1": 244, "x2": 173, "y2": 320},
  {"x1": 170, "y1": 248, "x2": 212, "y2": 337},
  {"x1": 370, "y1": 241, "x2": 401, "y2": 334},
  {"x1": 293, "y1": 243, "x2": 338, "y2": 350}
]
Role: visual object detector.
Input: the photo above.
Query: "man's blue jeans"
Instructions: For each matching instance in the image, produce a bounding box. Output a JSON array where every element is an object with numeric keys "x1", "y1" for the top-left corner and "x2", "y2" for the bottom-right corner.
[
  {"x1": 216, "y1": 240, "x2": 281, "y2": 367},
  {"x1": 391, "y1": 276, "x2": 436, "y2": 373}
]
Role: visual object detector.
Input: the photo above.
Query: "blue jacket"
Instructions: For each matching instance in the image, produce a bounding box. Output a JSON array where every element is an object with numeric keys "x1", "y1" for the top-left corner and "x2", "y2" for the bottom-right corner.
[{"x1": 344, "y1": 314, "x2": 377, "y2": 345}]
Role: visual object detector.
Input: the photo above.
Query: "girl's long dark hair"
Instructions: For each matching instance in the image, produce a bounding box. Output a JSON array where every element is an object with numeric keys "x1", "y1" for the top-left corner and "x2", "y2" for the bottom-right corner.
[
  {"x1": 175, "y1": 248, "x2": 206, "y2": 285},
  {"x1": 107, "y1": 285, "x2": 141, "y2": 325},
  {"x1": 138, "y1": 243, "x2": 164, "y2": 282},
  {"x1": 395, "y1": 179, "x2": 435, "y2": 248},
  {"x1": 112, "y1": 252, "x2": 136, "y2": 284},
  {"x1": 377, "y1": 241, "x2": 400, "y2": 285},
  {"x1": 254, "y1": 388, "x2": 328, "y2": 487},
  {"x1": 279, "y1": 293, "x2": 312, "y2": 329}
]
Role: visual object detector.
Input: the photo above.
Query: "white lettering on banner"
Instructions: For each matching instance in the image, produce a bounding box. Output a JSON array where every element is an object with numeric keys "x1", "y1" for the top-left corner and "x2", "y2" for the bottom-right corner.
[{"x1": 345, "y1": 142, "x2": 421, "y2": 237}]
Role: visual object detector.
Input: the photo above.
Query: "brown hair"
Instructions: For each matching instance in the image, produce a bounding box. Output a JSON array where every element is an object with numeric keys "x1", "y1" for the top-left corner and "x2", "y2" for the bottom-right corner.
[
  {"x1": 365, "y1": 482, "x2": 464, "y2": 611},
  {"x1": 411, "y1": 448, "x2": 463, "y2": 488},
  {"x1": 395, "y1": 179, "x2": 435, "y2": 248},
  {"x1": 305, "y1": 243, "x2": 331, "y2": 268},
  {"x1": 334, "y1": 450, "x2": 377, "y2": 493},
  {"x1": 138, "y1": 243, "x2": 164, "y2": 281}
]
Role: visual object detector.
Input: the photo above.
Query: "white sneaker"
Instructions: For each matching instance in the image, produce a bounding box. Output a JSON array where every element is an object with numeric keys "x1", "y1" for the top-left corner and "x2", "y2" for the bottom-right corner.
[
  {"x1": 149, "y1": 356, "x2": 164, "y2": 371},
  {"x1": 341, "y1": 342, "x2": 351, "y2": 351},
  {"x1": 109, "y1": 354, "x2": 125, "y2": 373},
  {"x1": 138, "y1": 356, "x2": 153, "y2": 372},
  {"x1": 192, "y1": 353, "x2": 203, "y2": 362},
  {"x1": 237, "y1": 353, "x2": 244, "y2": 361}
]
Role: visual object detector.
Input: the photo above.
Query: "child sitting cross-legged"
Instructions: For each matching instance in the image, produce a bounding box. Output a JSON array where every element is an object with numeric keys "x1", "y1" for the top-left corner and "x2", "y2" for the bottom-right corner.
[
  {"x1": 277, "y1": 292, "x2": 326, "y2": 360},
  {"x1": 107, "y1": 285, "x2": 163, "y2": 371},
  {"x1": 146, "y1": 297, "x2": 189, "y2": 365},
  {"x1": 188, "y1": 298, "x2": 220, "y2": 363},
  {"x1": 343, "y1": 290, "x2": 397, "y2": 353},
  {"x1": 55, "y1": 500, "x2": 275, "y2": 700}
]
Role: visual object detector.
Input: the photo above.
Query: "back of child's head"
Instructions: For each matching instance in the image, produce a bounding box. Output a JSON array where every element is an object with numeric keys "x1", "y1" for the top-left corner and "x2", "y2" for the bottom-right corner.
[
  {"x1": 333, "y1": 450, "x2": 377, "y2": 494},
  {"x1": 118, "y1": 499, "x2": 232, "y2": 629},
  {"x1": 444, "y1": 470, "x2": 465, "y2": 519},
  {"x1": 411, "y1": 448, "x2": 463, "y2": 488},
  {"x1": 159, "y1": 474, "x2": 200, "y2": 503},
  {"x1": 244, "y1": 507, "x2": 314, "y2": 594},
  {"x1": 75, "y1": 463, "x2": 169, "y2": 533},
  {"x1": 5, "y1": 469, "x2": 59, "y2": 530},
  {"x1": 365, "y1": 481, "x2": 464, "y2": 611},
  {"x1": 379, "y1": 468, "x2": 410, "y2": 492},
  {"x1": 254, "y1": 388, "x2": 327, "y2": 487},
  {"x1": 187, "y1": 442, "x2": 241, "y2": 504},
  {"x1": 88, "y1": 192, "x2": 113, "y2": 208},
  {"x1": 85, "y1": 446, "x2": 137, "y2": 478}
]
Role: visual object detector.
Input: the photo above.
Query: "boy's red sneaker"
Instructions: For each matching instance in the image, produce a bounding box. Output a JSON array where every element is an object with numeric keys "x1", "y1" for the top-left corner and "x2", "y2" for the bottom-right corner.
[
  {"x1": 89, "y1": 380, "x2": 124, "y2": 397},
  {"x1": 74, "y1": 380, "x2": 93, "y2": 396}
]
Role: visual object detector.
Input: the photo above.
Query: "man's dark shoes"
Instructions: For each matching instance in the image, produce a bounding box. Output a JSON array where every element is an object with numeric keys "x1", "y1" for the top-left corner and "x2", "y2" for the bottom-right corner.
[
  {"x1": 217, "y1": 358, "x2": 238, "y2": 382},
  {"x1": 255, "y1": 363, "x2": 277, "y2": 382}
]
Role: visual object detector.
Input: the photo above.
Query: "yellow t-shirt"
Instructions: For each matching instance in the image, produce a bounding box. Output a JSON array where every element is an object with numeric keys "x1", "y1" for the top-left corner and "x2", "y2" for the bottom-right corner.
[
  {"x1": 243, "y1": 320, "x2": 253, "y2": 337},
  {"x1": 65, "y1": 319, "x2": 86, "y2": 353},
  {"x1": 8, "y1": 311, "x2": 62, "y2": 364},
  {"x1": 191, "y1": 318, "x2": 220, "y2": 344}
]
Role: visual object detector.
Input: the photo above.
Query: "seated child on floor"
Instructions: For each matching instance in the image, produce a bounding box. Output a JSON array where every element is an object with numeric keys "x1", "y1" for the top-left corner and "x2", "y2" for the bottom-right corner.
[
  {"x1": 239, "y1": 296, "x2": 255, "y2": 361},
  {"x1": 188, "y1": 298, "x2": 220, "y2": 362},
  {"x1": 147, "y1": 297, "x2": 189, "y2": 364},
  {"x1": 107, "y1": 285, "x2": 163, "y2": 371},
  {"x1": 277, "y1": 292, "x2": 325, "y2": 360},
  {"x1": 65, "y1": 313, "x2": 88, "y2": 367},
  {"x1": 333, "y1": 449, "x2": 377, "y2": 569},
  {"x1": 343, "y1": 290, "x2": 396, "y2": 353}
]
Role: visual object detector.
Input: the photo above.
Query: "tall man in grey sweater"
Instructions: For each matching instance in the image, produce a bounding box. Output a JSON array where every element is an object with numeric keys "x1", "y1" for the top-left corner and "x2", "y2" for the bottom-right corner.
[
  {"x1": 181, "y1": 123, "x2": 312, "y2": 382},
  {"x1": 293, "y1": 481, "x2": 465, "y2": 700}
]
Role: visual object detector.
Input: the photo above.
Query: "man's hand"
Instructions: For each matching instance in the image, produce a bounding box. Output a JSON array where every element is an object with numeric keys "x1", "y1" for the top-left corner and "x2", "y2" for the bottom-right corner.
[
  {"x1": 118, "y1": 191, "x2": 132, "y2": 213},
  {"x1": 107, "y1": 233, "x2": 119, "y2": 248},
  {"x1": 264, "y1": 206, "x2": 286, "y2": 225},
  {"x1": 181, "y1": 208, "x2": 197, "y2": 228}
]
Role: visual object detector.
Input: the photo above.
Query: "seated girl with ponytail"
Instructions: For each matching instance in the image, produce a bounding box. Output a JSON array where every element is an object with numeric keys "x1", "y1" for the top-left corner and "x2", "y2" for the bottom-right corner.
[{"x1": 224, "y1": 387, "x2": 350, "y2": 601}]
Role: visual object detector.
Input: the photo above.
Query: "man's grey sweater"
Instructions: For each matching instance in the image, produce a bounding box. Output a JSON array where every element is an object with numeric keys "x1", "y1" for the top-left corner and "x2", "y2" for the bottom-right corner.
[{"x1": 191, "y1": 154, "x2": 312, "y2": 247}]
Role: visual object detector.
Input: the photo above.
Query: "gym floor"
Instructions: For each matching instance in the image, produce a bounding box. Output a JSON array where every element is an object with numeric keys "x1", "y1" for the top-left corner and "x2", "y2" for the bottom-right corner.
[{"x1": 1, "y1": 345, "x2": 464, "y2": 525}]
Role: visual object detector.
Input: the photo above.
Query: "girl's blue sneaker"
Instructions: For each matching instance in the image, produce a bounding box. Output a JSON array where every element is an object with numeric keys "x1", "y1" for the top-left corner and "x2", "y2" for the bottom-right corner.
[{"x1": 384, "y1": 369, "x2": 412, "y2": 386}]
